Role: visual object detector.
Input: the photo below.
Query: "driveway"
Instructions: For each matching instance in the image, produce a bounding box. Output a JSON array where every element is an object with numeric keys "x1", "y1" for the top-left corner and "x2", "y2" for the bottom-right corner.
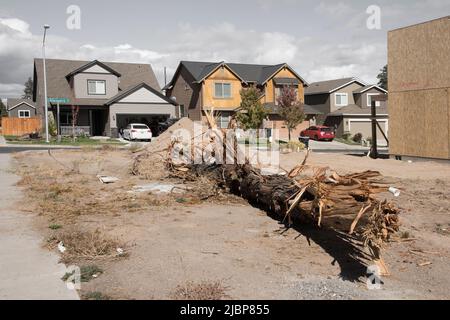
[{"x1": 0, "y1": 154, "x2": 79, "y2": 299}]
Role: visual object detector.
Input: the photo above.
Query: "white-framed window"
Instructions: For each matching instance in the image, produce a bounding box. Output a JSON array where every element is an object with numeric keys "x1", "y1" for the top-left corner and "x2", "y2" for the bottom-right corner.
[
  {"x1": 275, "y1": 85, "x2": 298, "y2": 105},
  {"x1": 218, "y1": 111, "x2": 232, "y2": 128},
  {"x1": 18, "y1": 110, "x2": 31, "y2": 118},
  {"x1": 335, "y1": 93, "x2": 348, "y2": 107},
  {"x1": 214, "y1": 83, "x2": 232, "y2": 99},
  {"x1": 87, "y1": 80, "x2": 106, "y2": 95},
  {"x1": 367, "y1": 93, "x2": 381, "y2": 107}
]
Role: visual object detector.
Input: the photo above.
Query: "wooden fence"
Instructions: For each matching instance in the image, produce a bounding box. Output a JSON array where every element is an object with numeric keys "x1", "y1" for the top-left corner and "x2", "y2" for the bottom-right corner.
[{"x1": 1, "y1": 117, "x2": 42, "y2": 136}]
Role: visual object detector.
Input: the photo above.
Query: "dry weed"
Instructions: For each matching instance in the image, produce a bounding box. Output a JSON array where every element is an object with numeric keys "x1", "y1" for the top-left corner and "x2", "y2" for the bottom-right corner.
[
  {"x1": 48, "y1": 229, "x2": 124, "y2": 263},
  {"x1": 171, "y1": 280, "x2": 229, "y2": 300}
]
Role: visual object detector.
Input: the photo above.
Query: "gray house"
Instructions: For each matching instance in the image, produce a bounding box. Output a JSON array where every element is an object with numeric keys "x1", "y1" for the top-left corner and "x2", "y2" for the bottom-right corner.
[
  {"x1": 305, "y1": 77, "x2": 388, "y2": 144},
  {"x1": 6, "y1": 99, "x2": 36, "y2": 118},
  {"x1": 32, "y1": 59, "x2": 178, "y2": 137}
]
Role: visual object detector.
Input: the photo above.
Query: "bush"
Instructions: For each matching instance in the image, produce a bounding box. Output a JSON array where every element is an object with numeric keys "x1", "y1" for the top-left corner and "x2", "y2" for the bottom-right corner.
[{"x1": 352, "y1": 133, "x2": 363, "y2": 143}]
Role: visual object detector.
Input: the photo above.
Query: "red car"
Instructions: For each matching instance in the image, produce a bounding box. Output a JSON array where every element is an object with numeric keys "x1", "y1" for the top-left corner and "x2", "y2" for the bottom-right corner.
[{"x1": 300, "y1": 126, "x2": 335, "y2": 141}]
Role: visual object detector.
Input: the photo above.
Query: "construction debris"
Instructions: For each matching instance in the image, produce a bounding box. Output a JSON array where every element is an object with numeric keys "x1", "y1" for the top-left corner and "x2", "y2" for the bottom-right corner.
[{"x1": 130, "y1": 183, "x2": 187, "y2": 194}]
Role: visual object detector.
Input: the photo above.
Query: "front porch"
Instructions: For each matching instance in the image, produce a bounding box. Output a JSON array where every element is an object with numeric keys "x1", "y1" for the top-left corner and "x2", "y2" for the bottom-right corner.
[{"x1": 51, "y1": 106, "x2": 109, "y2": 137}]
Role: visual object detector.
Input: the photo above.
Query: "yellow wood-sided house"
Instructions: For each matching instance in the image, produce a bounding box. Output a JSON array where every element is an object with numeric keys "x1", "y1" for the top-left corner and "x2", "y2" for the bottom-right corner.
[{"x1": 163, "y1": 61, "x2": 322, "y2": 140}]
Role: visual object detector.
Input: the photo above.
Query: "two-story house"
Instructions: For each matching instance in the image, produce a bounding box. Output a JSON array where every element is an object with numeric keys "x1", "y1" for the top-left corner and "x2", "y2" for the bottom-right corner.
[
  {"x1": 32, "y1": 58, "x2": 178, "y2": 137},
  {"x1": 305, "y1": 77, "x2": 388, "y2": 144},
  {"x1": 163, "y1": 61, "x2": 322, "y2": 140}
]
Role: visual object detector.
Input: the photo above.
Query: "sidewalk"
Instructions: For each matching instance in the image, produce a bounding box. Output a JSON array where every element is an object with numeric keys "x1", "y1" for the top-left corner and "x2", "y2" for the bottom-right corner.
[{"x1": 0, "y1": 154, "x2": 79, "y2": 300}]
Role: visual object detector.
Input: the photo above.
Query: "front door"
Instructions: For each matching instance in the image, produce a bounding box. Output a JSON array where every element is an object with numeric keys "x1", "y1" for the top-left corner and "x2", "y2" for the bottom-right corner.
[{"x1": 91, "y1": 110, "x2": 106, "y2": 136}]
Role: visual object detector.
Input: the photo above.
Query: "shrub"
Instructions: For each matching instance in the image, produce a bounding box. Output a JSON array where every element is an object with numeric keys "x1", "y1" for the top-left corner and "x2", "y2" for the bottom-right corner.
[{"x1": 352, "y1": 133, "x2": 363, "y2": 143}]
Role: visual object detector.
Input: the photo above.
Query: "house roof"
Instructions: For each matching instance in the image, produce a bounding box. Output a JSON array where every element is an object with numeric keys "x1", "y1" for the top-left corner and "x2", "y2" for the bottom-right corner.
[
  {"x1": 264, "y1": 103, "x2": 323, "y2": 115},
  {"x1": 65, "y1": 60, "x2": 122, "y2": 78},
  {"x1": 105, "y1": 83, "x2": 177, "y2": 106},
  {"x1": 305, "y1": 77, "x2": 367, "y2": 95},
  {"x1": 6, "y1": 98, "x2": 36, "y2": 111},
  {"x1": 165, "y1": 61, "x2": 308, "y2": 89},
  {"x1": 353, "y1": 85, "x2": 388, "y2": 94},
  {"x1": 34, "y1": 58, "x2": 161, "y2": 106},
  {"x1": 327, "y1": 104, "x2": 389, "y2": 116}
]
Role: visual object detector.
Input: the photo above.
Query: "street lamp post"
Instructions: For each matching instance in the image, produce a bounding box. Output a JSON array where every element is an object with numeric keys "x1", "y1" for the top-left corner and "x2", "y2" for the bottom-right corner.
[{"x1": 42, "y1": 24, "x2": 50, "y2": 143}]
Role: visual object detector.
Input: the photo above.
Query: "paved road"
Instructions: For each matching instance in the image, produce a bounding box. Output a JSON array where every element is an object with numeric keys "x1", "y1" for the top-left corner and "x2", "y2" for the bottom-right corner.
[{"x1": 0, "y1": 154, "x2": 79, "y2": 300}]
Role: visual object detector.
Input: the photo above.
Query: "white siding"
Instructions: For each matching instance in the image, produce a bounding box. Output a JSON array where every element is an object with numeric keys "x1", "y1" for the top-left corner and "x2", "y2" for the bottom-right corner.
[
  {"x1": 118, "y1": 87, "x2": 168, "y2": 103},
  {"x1": 83, "y1": 64, "x2": 111, "y2": 74}
]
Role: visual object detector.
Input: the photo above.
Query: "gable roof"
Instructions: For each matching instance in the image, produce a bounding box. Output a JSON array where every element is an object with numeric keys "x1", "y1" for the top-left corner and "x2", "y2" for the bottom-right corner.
[
  {"x1": 305, "y1": 77, "x2": 367, "y2": 95},
  {"x1": 6, "y1": 98, "x2": 36, "y2": 111},
  {"x1": 353, "y1": 85, "x2": 388, "y2": 94},
  {"x1": 105, "y1": 83, "x2": 177, "y2": 106},
  {"x1": 165, "y1": 61, "x2": 308, "y2": 89},
  {"x1": 34, "y1": 58, "x2": 161, "y2": 106},
  {"x1": 65, "y1": 60, "x2": 122, "y2": 79},
  {"x1": 327, "y1": 104, "x2": 389, "y2": 116}
]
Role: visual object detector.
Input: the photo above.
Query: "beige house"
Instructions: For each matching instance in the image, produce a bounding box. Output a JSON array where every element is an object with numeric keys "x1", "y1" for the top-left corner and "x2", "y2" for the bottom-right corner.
[
  {"x1": 164, "y1": 61, "x2": 322, "y2": 140},
  {"x1": 305, "y1": 78, "x2": 388, "y2": 144}
]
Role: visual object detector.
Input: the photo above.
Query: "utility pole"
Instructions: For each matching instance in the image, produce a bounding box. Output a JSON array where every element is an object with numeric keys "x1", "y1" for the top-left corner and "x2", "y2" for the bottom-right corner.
[{"x1": 42, "y1": 24, "x2": 50, "y2": 143}]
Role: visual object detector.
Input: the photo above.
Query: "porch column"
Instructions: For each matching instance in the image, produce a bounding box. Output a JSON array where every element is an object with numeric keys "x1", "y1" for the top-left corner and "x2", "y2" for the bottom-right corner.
[{"x1": 89, "y1": 110, "x2": 93, "y2": 136}]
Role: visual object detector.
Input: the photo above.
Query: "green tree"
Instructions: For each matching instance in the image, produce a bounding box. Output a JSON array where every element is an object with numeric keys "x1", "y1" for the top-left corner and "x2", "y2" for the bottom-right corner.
[
  {"x1": 236, "y1": 86, "x2": 267, "y2": 130},
  {"x1": 0, "y1": 98, "x2": 7, "y2": 117},
  {"x1": 377, "y1": 65, "x2": 388, "y2": 90},
  {"x1": 23, "y1": 77, "x2": 33, "y2": 99},
  {"x1": 277, "y1": 86, "x2": 305, "y2": 141}
]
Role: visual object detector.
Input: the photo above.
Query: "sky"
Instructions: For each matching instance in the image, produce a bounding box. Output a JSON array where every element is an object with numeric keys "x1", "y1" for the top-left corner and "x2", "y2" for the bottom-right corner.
[{"x1": 0, "y1": 0, "x2": 449, "y2": 99}]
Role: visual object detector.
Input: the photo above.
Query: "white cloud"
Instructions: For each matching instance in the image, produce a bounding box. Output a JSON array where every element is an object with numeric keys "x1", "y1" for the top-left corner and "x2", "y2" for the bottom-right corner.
[{"x1": 0, "y1": 17, "x2": 386, "y2": 97}]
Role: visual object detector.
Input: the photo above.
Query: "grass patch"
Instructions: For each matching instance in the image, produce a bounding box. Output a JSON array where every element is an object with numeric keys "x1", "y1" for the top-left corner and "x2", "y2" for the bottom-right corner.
[
  {"x1": 49, "y1": 224, "x2": 62, "y2": 230},
  {"x1": 171, "y1": 280, "x2": 229, "y2": 300},
  {"x1": 5, "y1": 136, "x2": 126, "y2": 146},
  {"x1": 62, "y1": 265, "x2": 103, "y2": 283},
  {"x1": 334, "y1": 137, "x2": 361, "y2": 146}
]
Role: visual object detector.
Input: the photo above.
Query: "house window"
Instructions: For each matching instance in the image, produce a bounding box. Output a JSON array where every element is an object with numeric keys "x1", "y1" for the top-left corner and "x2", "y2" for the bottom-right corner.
[
  {"x1": 218, "y1": 111, "x2": 232, "y2": 128},
  {"x1": 87, "y1": 80, "x2": 106, "y2": 95},
  {"x1": 214, "y1": 83, "x2": 232, "y2": 99},
  {"x1": 335, "y1": 93, "x2": 348, "y2": 107},
  {"x1": 179, "y1": 105, "x2": 185, "y2": 117},
  {"x1": 367, "y1": 93, "x2": 381, "y2": 107},
  {"x1": 18, "y1": 110, "x2": 31, "y2": 118},
  {"x1": 60, "y1": 112, "x2": 72, "y2": 125},
  {"x1": 275, "y1": 85, "x2": 298, "y2": 105}
]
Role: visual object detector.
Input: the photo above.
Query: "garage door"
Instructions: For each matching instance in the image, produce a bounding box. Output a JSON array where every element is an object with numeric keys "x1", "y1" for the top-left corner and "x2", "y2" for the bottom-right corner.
[
  {"x1": 116, "y1": 114, "x2": 170, "y2": 137},
  {"x1": 349, "y1": 119, "x2": 388, "y2": 145}
]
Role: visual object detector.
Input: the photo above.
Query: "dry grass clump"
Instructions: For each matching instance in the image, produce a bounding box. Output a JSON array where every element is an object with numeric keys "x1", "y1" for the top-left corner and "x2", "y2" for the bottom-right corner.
[
  {"x1": 171, "y1": 280, "x2": 229, "y2": 300},
  {"x1": 48, "y1": 229, "x2": 124, "y2": 263}
]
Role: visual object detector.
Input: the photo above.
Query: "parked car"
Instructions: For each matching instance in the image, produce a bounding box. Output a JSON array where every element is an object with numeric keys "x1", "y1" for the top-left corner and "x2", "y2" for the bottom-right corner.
[
  {"x1": 123, "y1": 123, "x2": 152, "y2": 141},
  {"x1": 300, "y1": 126, "x2": 335, "y2": 141}
]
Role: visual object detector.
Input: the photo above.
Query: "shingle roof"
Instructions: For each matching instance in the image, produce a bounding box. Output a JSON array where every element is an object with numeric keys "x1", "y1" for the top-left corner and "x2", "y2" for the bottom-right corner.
[
  {"x1": 6, "y1": 98, "x2": 35, "y2": 110},
  {"x1": 264, "y1": 103, "x2": 323, "y2": 115},
  {"x1": 327, "y1": 104, "x2": 388, "y2": 116},
  {"x1": 171, "y1": 61, "x2": 307, "y2": 87},
  {"x1": 305, "y1": 78, "x2": 367, "y2": 95},
  {"x1": 34, "y1": 58, "x2": 161, "y2": 106}
]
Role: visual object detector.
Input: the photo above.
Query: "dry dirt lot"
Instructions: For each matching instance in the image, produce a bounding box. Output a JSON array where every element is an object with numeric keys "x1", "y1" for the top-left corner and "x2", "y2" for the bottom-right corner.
[{"x1": 11, "y1": 147, "x2": 450, "y2": 300}]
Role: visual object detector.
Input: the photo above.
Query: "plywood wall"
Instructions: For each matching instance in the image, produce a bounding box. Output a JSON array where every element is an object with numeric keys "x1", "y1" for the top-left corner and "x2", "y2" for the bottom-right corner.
[
  {"x1": 388, "y1": 16, "x2": 450, "y2": 159},
  {"x1": 388, "y1": 16, "x2": 450, "y2": 92}
]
